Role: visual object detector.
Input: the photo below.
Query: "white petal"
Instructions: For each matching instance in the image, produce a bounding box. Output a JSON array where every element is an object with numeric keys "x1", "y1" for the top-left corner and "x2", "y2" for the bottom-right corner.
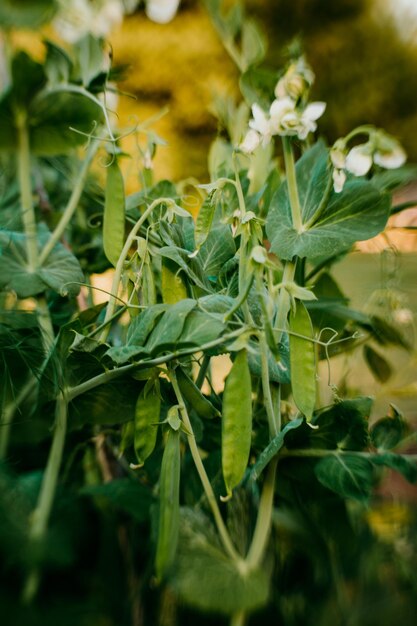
[
  {"x1": 304, "y1": 101, "x2": 326, "y2": 122},
  {"x1": 374, "y1": 146, "x2": 406, "y2": 169},
  {"x1": 249, "y1": 104, "x2": 270, "y2": 135},
  {"x1": 146, "y1": 0, "x2": 180, "y2": 24},
  {"x1": 345, "y1": 146, "x2": 373, "y2": 176},
  {"x1": 332, "y1": 168, "x2": 346, "y2": 193},
  {"x1": 240, "y1": 129, "x2": 261, "y2": 154},
  {"x1": 269, "y1": 97, "x2": 295, "y2": 120}
]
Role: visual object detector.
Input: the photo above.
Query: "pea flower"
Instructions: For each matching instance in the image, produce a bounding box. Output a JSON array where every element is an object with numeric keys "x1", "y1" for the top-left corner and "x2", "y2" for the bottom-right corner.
[
  {"x1": 373, "y1": 132, "x2": 406, "y2": 169},
  {"x1": 345, "y1": 144, "x2": 373, "y2": 176},
  {"x1": 146, "y1": 0, "x2": 181, "y2": 23},
  {"x1": 274, "y1": 56, "x2": 315, "y2": 101}
]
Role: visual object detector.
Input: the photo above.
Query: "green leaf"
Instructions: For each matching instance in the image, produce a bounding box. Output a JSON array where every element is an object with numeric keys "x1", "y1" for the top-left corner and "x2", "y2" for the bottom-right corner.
[
  {"x1": 0, "y1": 229, "x2": 83, "y2": 297},
  {"x1": 315, "y1": 454, "x2": 375, "y2": 502},
  {"x1": 73, "y1": 34, "x2": 106, "y2": 87},
  {"x1": 241, "y1": 19, "x2": 267, "y2": 69},
  {"x1": 179, "y1": 310, "x2": 226, "y2": 347},
  {"x1": 251, "y1": 418, "x2": 304, "y2": 480},
  {"x1": 194, "y1": 197, "x2": 217, "y2": 250},
  {"x1": 198, "y1": 224, "x2": 236, "y2": 280},
  {"x1": 159, "y1": 246, "x2": 210, "y2": 292},
  {"x1": 70, "y1": 379, "x2": 139, "y2": 427},
  {"x1": 247, "y1": 338, "x2": 290, "y2": 384},
  {"x1": 266, "y1": 143, "x2": 391, "y2": 261},
  {"x1": 145, "y1": 299, "x2": 197, "y2": 354},
  {"x1": 44, "y1": 40, "x2": 73, "y2": 86},
  {"x1": 371, "y1": 405, "x2": 407, "y2": 451},
  {"x1": 239, "y1": 66, "x2": 277, "y2": 109},
  {"x1": 173, "y1": 508, "x2": 270, "y2": 614},
  {"x1": 0, "y1": 0, "x2": 56, "y2": 29},
  {"x1": 103, "y1": 160, "x2": 125, "y2": 267},
  {"x1": 312, "y1": 397, "x2": 372, "y2": 451},
  {"x1": 80, "y1": 478, "x2": 154, "y2": 522},
  {"x1": 363, "y1": 345, "x2": 392, "y2": 382},
  {"x1": 372, "y1": 453, "x2": 417, "y2": 483}
]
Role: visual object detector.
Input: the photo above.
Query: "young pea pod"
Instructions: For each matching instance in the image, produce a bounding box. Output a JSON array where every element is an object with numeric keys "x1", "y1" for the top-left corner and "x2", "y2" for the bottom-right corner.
[
  {"x1": 176, "y1": 367, "x2": 220, "y2": 419},
  {"x1": 155, "y1": 428, "x2": 181, "y2": 581},
  {"x1": 103, "y1": 160, "x2": 125, "y2": 267},
  {"x1": 221, "y1": 349, "x2": 252, "y2": 499},
  {"x1": 134, "y1": 381, "x2": 161, "y2": 465},
  {"x1": 289, "y1": 300, "x2": 316, "y2": 421}
]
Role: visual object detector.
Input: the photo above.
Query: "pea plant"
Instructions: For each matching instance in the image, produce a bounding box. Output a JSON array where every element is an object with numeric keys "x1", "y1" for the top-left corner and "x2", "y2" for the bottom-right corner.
[{"x1": 1, "y1": 2, "x2": 417, "y2": 626}]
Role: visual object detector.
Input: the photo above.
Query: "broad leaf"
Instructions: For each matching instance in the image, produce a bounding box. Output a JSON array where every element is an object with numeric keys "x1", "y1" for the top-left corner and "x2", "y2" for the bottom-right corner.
[
  {"x1": 267, "y1": 143, "x2": 391, "y2": 261},
  {"x1": 372, "y1": 453, "x2": 417, "y2": 484},
  {"x1": 145, "y1": 299, "x2": 196, "y2": 354},
  {"x1": 371, "y1": 406, "x2": 407, "y2": 451},
  {"x1": 315, "y1": 454, "x2": 375, "y2": 502}
]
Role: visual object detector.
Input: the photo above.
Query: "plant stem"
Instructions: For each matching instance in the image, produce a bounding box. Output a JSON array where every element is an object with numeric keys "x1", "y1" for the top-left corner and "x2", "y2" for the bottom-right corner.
[
  {"x1": 22, "y1": 393, "x2": 68, "y2": 603},
  {"x1": 99, "y1": 198, "x2": 174, "y2": 342},
  {"x1": 169, "y1": 368, "x2": 242, "y2": 564},
  {"x1": 0, "y1": 377, "x2": 36, "y2": 461},
  {"x1": 260, "y1": 334, "x2": 278, "y2": 438},
  {"x1": 230, "y1": 610, "x2": 247, "y2": 626},
  {"x1": 195, "y1": 354, "x2": 211, "y2": 389},
  {"x1": 39, "y1": 138, "x2": 101, "y2": 265},
  {"x1": 16, "y1": 111, "x2": 38, "y2": 272},
  {"x1": 246, "y1": 457, "x2": 277, "y2": 569},
  {"x1": 273, "y1": 260, "x2": 296, "y2": 345},
  {"x1": 68, "y1": 328, "x2": 248, "y2": 401},
  {"x1": 234, "y1": 156, "x2": 252, "y2": 325},
  {"x1": 282, "y1": 137, "x2": 303, "y2": 231},
  {"x1": 36, "y1": 296, "x2": 55, "y2": 351}
]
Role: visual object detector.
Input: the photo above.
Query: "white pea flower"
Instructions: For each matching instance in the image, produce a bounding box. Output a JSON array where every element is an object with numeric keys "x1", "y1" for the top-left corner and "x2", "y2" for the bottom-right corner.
[
  {"x1": 249, "y1": 104, "x2": 273, "y2": 145},
  {"x1": 345, "y1": 144, "x2": 373, "y2": 176},
  {"x1": 240, "y1": 129, "x2": 261, "y2": 154},
  {"x1": 296, "y1": 102, "x2": 326, "y2": 140},
  {"x1": 374, "y1": 143, "x2": 407, "y2": 169},
  {"x1": 146, "y1": 0, "x2": 181, "y2": 23},
  {"x1": 53, "y1": 0, "x2": 125, "y2": 42},
  {"x1": 332, "y1": 168, "x2": 346, "y2": 194},
  {"x1": 330, "y1": 140, "x2": 347, "y2": 170}
]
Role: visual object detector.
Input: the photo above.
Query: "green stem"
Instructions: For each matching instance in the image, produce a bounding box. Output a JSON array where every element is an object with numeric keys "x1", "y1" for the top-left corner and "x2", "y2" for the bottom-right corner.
[
  {"x1": 230, "y1": 610, "x2": 247, "y2": 626},
  {"x1": 68, "y1": 328, "x2": 248, "y2": 401},
  {"x1": 282, "y1": 137, "x2": 303, "y2": 232},
  {"x1": 246, "y1": 458, "x2": 277, "y2": 569},
  {"x1": 39, "y1": 138, "x2": 101, "y2": 265},
  {"x1": 281, "y1": 448, "x2": 417, "y2": 460},
  {"x1": 99, "y1": 198, "x2": 174, "y2": 342},
  {"x1": 169, "y1": 369, "x2": 242, "y2": 564},
  {"x1": 36, "y1": 296, "x2": 55, "y2": 352},
  {"x1": 195, "y1": 354, "x2": 211, "y2": 390},
  {"x1": 273, "y1": 261, "x2": 296, "y2": 345},
  {"x1": 22, "y1": 393, "x2": 68, "y2": 603},
  {"x1": 233, "y1": 156, "x2": 252, "y2": 325},
  {"x1": 0, "y1": 377, "x2": 36, "y2": 461},
  {"x1": 16, "y1": 111, "x2": 38, "y2": 272},
  {"x1": 259, "y1": 335, "x2": 278, "y2": 438}
]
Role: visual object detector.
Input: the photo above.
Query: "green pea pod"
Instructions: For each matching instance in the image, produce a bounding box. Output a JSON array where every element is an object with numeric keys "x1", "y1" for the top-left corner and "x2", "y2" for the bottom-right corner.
[
  {"x1": 155, "y1": 428, "x2": 181, "y2": 581},
  {"x1": 289, "y1": 300, "x2": 316, "y2": 421},
  {"x1": 134, "y1": 382, "x2": 161, "y2": 465},
  {"x1": 103, "y1": 160, "x2": 125, "y2": 267},
  {"x1": 161, "y1": 261, "x2": 188, "y2": 304},
  {"x1": 176, "y1": 368, "x2": 220, "y2": 419},
  {"x1": 119, "y1": 419, "x2": 134, "y2": 456},
  {"x1": 222, "y1": 349, "x2": 252, "y2": 499},
  {"x1": 194, "y1": 196, "x2": 216, "y2": 250}
]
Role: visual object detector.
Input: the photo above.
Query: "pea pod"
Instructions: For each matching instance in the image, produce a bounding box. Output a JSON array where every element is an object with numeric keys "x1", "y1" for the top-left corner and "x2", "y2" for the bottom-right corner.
[
  {"x1": 161, "y1": 261, "x2": 187, "y2": 304},
  {"x1": 194, "y1": 196, "x2": 216, "y2": 250},
  {"x1": 176, "y1": 367, "x2": 220, "y2": 419},
  {"x1": 155, "y1": 428, "x2": 181, "y2": 580},
  {"x1": 222, "y1": 349, "x2": 252, "y2": 499},
  {"x1": 119, "y1": 419, "x2": 134, "y2": 456},
  {"x1": 103, "y1": 160, "x2": 125, "y2": 267},
  {"x1": 134, "y1": 381, "x2": 161, "y2": 465},
  {"x1": 289, "y1": 300, "x2": 316, "y2": 421}
]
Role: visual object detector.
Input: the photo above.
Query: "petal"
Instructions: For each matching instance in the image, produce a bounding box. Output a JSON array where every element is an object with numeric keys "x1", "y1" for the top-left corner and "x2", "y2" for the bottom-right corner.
[
  {"x1": 146, "y1": 0, "x2": 181, "y2": 23},
  {"x1": 250, "y1": 104, "x2": 270, "y2": 134},
  {"x1": 374, "y1": 147, "x2": 406, "y2": 169},
  {"x1": 332, "y1": 168, "x2": 346, "y2": 193},
  {"x1": 304, "y1": 101, "x2": 326, "y2": 122},
  {"x1": 269, "y1": 97, "x2": 294, "y2": 120},
  {"x1": 345, "y1": 146, "x2": 373, "y2": 176},
  {"x1": 240, "y1": 129, "x2": 261, "y2": 154}
]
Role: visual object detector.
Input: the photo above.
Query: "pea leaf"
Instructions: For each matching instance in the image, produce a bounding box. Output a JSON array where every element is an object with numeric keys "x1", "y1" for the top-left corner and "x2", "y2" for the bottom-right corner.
[
  {"x1": 372, "y1": 453, "x2": 417, "y2": 483},
  {"x1": 0, "y1": 229, "x2": 83, "y2": 297},
  {"x1": 314, "y1": 454, "x2": 375, "y2": 502},
  {"x1": 159, "y1": 246, "x2": 210, "y2": 292},
  {"x1": 103, "y1": 160, "x2": 125, "y2": 267},
  {"x1": 266, "y1": 143, "x2": 391, "y2": 261},
  {"x1": 241, "y1": 19, "x2": 267, "y2": 69},
  {"x1": 178, "y1": 310, "x2": 226, "y2": 347},
  {"x1": 198, "y1": 224, "x2": 236, "y2": 280},
  {"x1": 145, "y1": 299, "x2": 197, "y2": 354},
  {"x1": 0, "y1": 0, "x2": 56, "y2": 29},
  {"x1": 363, "y1": 345, "x2": 392, "y2": 382},
  {"x1": 371, "y1": 405, "x2": 407, "y2": 451},
  {"x1": 70, "y1": 378, "x2": 139, "y2": 427},
  {"x1": 172, "y1": 508, "x2": 270, "y2": 614},
  {"x1": 250, "y1": 418, "x2": 304, "y2": 480}
]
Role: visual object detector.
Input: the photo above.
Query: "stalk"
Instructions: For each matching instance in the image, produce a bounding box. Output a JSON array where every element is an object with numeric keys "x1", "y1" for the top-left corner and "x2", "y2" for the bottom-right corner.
[
  {"x1": 39, "y1": 138, "x2": 101, "y2": 265},
  {"x1": 230, "y1": 610, "x2": 247, "y2": 626},
  {"x1": 246, "y1": 458, "x2": 277, "y2": 569},
  {"x1": 16, "y1": 112, "x2": 38, "y2": 271},
  {"x1": 22, "y1": 394, "x2": 68, "y2": 603},
  {"x1": 169, "y1": 368, "x2": 242, "y2": 565}
]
